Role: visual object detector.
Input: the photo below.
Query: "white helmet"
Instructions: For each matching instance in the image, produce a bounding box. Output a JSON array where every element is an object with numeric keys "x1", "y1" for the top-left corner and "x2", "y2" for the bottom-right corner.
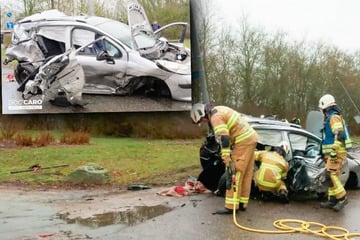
[
  {"x1": 190, "y1": 103, "x2": 206, "y2": 124},
  {"x1": 318, "y1": 94, "x2": 336, "y2": 110},
  {"x1": 280, "y1": 141, "x2": 290, "y2": 155},
  {"x1": 274, "y1": 141, "x2": 290, "y2": 157}
]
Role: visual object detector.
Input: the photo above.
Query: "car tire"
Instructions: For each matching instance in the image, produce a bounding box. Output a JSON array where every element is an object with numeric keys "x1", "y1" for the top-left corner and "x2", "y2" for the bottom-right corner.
[
  {"x1": 345, "y1": 172, "x2": 359, "y2": 189},
  {"x1": 316, "y1": 191, "x2": 326, "y2": 200},
  {"x1": 14, "y1": 62, "x2": 36, "y2": 85}
]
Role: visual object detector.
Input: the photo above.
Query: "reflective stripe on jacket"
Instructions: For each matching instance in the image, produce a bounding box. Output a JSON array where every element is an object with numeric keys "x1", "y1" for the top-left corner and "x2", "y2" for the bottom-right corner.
[
  {"x1": 254, "y1": 151, "x2": 289, "y2": 179},
  {"x1": 210, "y1": 106, "x2": 257, "y2": 157},
  {"x1": 322, "y1": 110, "x2": 352, "y2": 154}
]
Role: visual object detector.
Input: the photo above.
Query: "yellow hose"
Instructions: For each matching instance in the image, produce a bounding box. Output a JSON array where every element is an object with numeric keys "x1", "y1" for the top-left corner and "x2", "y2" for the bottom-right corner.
[
  {"x1": 232, "y1": 206, "x2": 360, "y2": 239},
  {"x1": 230, "y1": 186, "x2": 360, "y2": 239}
]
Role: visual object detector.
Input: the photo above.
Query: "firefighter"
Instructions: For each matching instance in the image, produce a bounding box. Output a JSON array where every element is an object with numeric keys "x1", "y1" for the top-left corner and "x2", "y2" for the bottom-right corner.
[
  {"x1": 318, "y1": 94, "x2": 352, "y2": 211},
  {"x1": 290, "y1": 116, "x2": 301, "y2": 125},
  {"x1": 190, "y1": 103, "x2": 258, "y2": 214},
  {"x1": 253, "y1": 142, "x2": 290, "y2": 203}
]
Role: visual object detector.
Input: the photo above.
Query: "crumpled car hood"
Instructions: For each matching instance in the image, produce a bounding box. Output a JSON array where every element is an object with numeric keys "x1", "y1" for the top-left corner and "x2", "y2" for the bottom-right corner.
[{"x1": 127, "y1": 1, "x2": 154, "y2": 38}]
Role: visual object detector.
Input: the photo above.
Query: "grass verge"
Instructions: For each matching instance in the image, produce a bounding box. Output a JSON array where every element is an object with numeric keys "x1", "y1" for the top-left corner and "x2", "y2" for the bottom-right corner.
[
  {"x1": 1, "y1": 134, "x2": 359, "y2": 189},
  {"x1": 0, "y1": 137, "x2": 204, "y2": 188}
]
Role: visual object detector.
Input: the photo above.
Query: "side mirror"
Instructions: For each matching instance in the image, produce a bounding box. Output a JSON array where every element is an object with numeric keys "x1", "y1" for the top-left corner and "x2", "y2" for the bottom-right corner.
[{"x1": 96, "y1": 51, "x2": 115, "y2": 64}]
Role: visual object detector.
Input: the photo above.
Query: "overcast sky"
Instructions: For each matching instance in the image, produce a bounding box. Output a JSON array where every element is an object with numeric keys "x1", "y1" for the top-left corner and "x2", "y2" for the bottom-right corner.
[{"x1": 214, "y1": 0, "x2": 360, "y2": 53}]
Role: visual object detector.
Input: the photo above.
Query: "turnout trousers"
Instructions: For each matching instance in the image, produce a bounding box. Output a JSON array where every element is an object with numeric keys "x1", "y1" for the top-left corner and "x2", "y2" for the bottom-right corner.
[
  {"x1": 325, "y1": 152, "x2": 347, "y2": 200},
  {"x1": 225, "y1": 135, "x2": 258, "y2": 210}
]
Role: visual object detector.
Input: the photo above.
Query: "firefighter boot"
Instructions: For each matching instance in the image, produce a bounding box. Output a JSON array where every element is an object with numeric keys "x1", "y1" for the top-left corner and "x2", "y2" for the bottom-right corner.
[
  {"x1": 332, "y1": 196, "x2": 348, "y2": 212},
  {"x1": 213, "y1": 207, "x2": 238, "y2": 215},
  {"x1": 239, "y1": 203, "x2": 246, "y2": 211},
  {"x1": 278, "y1": 189, "x2": 289, "y2": 204},
  {"x1": 320, "y1": 196, "x2": 337, "y2": 209}
]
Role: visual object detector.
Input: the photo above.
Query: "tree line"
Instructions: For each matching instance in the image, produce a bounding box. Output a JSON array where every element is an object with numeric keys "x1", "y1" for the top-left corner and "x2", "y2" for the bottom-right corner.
[
  {"x1": 2, "y1": 0, "x2": 359, "y2": 135},
  {"x1": 196, "y1": 1, "x2": 360, "y2": 134},
  {"x1": 1, "y1": 0, "x2": 189, "y2": 28}
]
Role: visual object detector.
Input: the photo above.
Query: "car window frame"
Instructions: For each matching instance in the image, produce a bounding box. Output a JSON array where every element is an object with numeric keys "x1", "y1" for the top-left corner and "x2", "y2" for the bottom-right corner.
[
  {"x1": 251, "y1": 123, "x2": 323, "y2": 161},
  {"x1": 154, "y1": 22, "x2": 188, "y2": 44},
  {"x1": 70, "y1": 27, "x2": 123, "y2": 59},
  {"x1": 252, "y1": 126, "x2": 291, "y2": 159},
  {"x1": 287, "y1": 129, "x2": 321, "y2": 159}
]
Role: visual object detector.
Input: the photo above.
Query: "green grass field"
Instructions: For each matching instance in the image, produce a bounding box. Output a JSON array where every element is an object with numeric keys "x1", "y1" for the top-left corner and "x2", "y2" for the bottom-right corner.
[
  {"x1": 0, "y1": 137, "x2": 204, "y2": 187},
  {"x1": 1, "y1": 135, "x2": 359, "y2": 188}
]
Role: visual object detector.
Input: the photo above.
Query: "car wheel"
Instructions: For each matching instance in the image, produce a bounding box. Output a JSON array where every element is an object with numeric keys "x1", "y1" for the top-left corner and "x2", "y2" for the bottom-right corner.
[
  {"x1": 316, "y1": 191, "x2": 326, "y2": 200},
  {"x1": 345, "y1": 172, "x2": 359, "y2": 189},
  {"x1": 14, "y1": 63, "x2": 36, "y2": 85},
  {"x1": 144, "y1": 79, "x2": 171, "y2": 98}
]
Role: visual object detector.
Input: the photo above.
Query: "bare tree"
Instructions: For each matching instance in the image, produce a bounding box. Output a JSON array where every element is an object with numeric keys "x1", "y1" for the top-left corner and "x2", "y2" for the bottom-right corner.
[
  {"x1": 206, "y1": 27, "x2": 237, "y2": 106},
  {"x1": 234, "y1": 20, "x2": 265, "y2": 111},
  {"x1": 137, "y1": 0, "x2": 190, "y2": 27}
]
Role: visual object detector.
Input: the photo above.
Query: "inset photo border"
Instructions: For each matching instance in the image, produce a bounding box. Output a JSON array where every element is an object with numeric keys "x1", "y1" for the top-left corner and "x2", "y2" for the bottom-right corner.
[{"x1": 1, "y1": 1, "x2": 191, "y2": 114}]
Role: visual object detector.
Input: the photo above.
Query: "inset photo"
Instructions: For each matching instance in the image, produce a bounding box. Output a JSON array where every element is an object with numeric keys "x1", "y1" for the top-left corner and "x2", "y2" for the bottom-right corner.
[{"x1": 1, "y1": 0, "x2": 191, "y2": 114}]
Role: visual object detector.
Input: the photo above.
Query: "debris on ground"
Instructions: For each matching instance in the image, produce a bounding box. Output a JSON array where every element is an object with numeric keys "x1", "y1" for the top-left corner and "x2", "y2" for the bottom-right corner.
[
  {"x1": 157, "y1": 178, "x2": 210, "y2": 197},
  {"x1": 127, "y1": 185, "x2": 151, "y2": 190}
]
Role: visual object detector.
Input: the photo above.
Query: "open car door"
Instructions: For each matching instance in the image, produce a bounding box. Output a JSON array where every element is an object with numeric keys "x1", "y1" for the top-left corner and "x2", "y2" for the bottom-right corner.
[{"x1": 306, "y1": 111, "x2": 323, "y2": 138}]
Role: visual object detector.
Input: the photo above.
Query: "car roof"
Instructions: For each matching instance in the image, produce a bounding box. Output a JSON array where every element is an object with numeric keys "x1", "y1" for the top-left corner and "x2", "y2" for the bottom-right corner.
[
  {"x1": 243, "y1": 115, "x2": 320, "y2": 140},
  {"x1": 18, "y1": 10, "x2": 83, "y2": 23},
  {"x1": 15, "y1": 10, "x2": 133, "y2": 49},
  {"x1": 243, "y1": 115, "x2": 300, "y2": 128},
  {"x1": 18, "y1": 10, "x2": 124, "y2": 28}
]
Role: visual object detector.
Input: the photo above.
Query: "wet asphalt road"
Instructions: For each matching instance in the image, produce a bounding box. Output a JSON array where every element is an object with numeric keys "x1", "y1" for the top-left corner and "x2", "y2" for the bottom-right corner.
[
  {"x1": 1, "y1": 185, "x2": 360, "y2": 240},
  {"x1": 1, "y1": 65, "x2": 191, "y2": 114}
]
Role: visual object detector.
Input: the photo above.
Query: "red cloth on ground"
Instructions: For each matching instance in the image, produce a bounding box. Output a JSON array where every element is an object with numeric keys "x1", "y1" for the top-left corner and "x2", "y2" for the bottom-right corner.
[{"x1": 157, "y1": 180, "x2": 209, "y2": 197}]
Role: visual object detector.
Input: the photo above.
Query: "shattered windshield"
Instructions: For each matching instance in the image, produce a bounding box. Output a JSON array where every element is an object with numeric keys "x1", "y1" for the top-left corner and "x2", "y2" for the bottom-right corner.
[{"x1": 132, "y1": 31, "x2": 157, "y2": 49}]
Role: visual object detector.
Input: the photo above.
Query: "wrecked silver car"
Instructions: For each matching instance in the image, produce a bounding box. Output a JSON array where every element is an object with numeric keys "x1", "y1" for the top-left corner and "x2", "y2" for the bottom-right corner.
[
  {"x1": 198, "y1": 115, "x2": 360, "y2": 200},
  {"x1": 4, "y1": 2, "x2": 191, "y2": 105}
]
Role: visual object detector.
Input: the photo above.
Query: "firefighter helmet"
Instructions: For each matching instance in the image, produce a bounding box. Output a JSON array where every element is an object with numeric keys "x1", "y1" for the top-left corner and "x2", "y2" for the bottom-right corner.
[
  {"x1": 318, "y1": 94, "x2": 336, "y2": 110},
  {"x1": 190, "y1": 103, "x2": 206, "y2": 124}
]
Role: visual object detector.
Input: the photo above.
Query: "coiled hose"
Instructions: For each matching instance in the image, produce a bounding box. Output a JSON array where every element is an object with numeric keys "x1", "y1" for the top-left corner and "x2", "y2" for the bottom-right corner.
[{"x1": 231, "y1": 199, "x2": 360, "y2": 239}]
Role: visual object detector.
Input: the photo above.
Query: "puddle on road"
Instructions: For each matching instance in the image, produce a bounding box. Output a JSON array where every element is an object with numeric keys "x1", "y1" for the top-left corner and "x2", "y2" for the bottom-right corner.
[{"x1": 58, "y1": 205, "x2": 173, "y2": 228}]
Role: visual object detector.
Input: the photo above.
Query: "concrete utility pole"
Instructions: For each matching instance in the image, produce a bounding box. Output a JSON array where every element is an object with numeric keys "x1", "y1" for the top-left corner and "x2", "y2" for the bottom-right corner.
[
  {"x1": 88, "y1": 0, "x2": 94, "y2": 15},
  {"x1": 190, "y1": 0, "x2": 209, "y2": 104},
  {"x1": 73, "y1": 0, "x2": 78, "y2": 15}
]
